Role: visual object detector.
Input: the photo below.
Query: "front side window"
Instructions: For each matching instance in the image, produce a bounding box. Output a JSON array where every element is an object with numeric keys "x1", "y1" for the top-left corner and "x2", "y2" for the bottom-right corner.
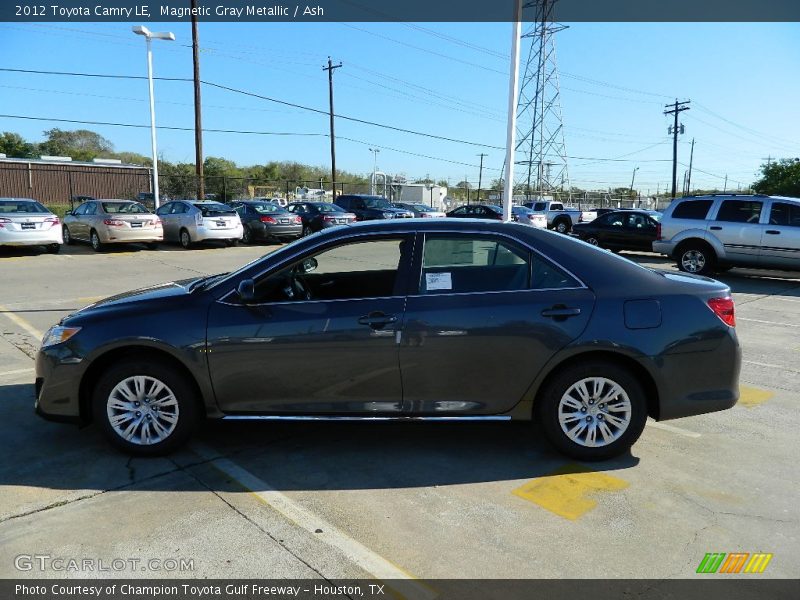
[
  {"x1": 156, "y1": 203, "x2": 172, "y2": 216},
  {"x1": 715, "y1": 200, "x2": 763, "y2": 224},
  {"x1": 253, "y1": 236, "x2": 411, "y2": 303},
  {"x1": 671, "y1": 200, "x2": 713, "y2": 220}
]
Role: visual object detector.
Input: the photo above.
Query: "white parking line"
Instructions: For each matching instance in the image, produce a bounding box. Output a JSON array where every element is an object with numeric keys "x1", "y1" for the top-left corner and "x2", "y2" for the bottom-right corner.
[
  {"x1": 743, "y1": 359, "x2": 800, "y2": 374},
  {"x1": 737, "y1": 318, "x2": 800, "y2": 329},
  {"x1": 646, "y1": 420, "x2": 701, "y2": 438},
  {"x1": 0, "y1": 304, "x2": 45, "y2": 339},
  {"x1": 190, "y1": 442, "x2": 436, "y2": 599},
  {"x1": 0, "y1": 367, "x2": 35, "y2": 379}
]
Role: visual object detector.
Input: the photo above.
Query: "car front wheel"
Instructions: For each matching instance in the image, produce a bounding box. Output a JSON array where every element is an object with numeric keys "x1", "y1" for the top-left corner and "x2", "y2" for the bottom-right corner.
[
  {"x1": 92, "y1": 359, "x2": 197, "y2": 456},
  {"x1": 537, "y1": 361, "x2": 647, "y2": 460}
]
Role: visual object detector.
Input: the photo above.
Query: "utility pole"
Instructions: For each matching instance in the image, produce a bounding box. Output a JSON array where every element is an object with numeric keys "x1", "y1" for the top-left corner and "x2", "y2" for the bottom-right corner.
[
  {"x1": 190, "y1": 0, "x2": 204, "y2": 201},
  {"x1": 323, "y1": 56, "x2": 342, "y2": 197},
  {"x1": 629, "y1": 166, "x2": 639, "y2": 198},
  {"x1": 723, "y1": 174, "x2": 728, "y2": 193},
  {"x1": 664, "y1": 99, "x2": 690, "y2": 199},
  {"x1": 686, "y1": 137, "x2": 695, "y2": 196},
  {"x1": 477, "y1": 153, "x2": 488, "y2": 202}
]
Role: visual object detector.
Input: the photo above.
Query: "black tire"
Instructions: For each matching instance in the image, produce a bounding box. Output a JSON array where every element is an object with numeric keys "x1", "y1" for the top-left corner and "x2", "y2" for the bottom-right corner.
[
  {"x1": 90, "y1": 229, "x2": 103, "y2": 252},
  {"x1": 676, "y1": 242, "x2": 715, "y2": 275},
  {"x1": 225, "y1": 239, "x2": 238, "y2": 247},
  {"x1": 146, "y1": 242, "x2": 159, "y2": 250},
  {"x1": 241, "y1": 226, "x2": 253, "y2": 244},
  {"x1": 537, "y1": 360, "x2": 648, "y2": 461},
  {"x1": 179, "y1": 228, "x2": 192, "y2": 250},
  {"x1": 585, "y1": 236, "x2": 600, "y2": 247},
  {"x1": 47, "y1": 243, "x2": 61, "y2": 254},
  {"x1": 301, "y1": 224, "x2": 312, "y2": 237},
  {"x1": 92, "y1": 359, "x2": 198, "y2": 456},
  {"x1": 554, "y1": 219, "x2": 571, "y2": 234},
  {"x1": 63, "y1": 226, "x2": 74, "y2": 245}
]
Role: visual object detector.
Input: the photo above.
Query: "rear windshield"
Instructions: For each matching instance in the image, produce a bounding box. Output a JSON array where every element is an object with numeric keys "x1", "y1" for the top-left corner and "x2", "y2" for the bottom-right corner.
[
  {"x1": 0, "y1": 200, "x2": 48, "y2": 214},
  {"x1": 102, "y1": 202, "x2": 149, "y2": 214},
  {"x1": 194, "y1": 202, "x2": 236, "y2": 217},
  {"x1": 485, "y1": 205, "x2": 503, "y2": 213},
  {"x1": 672, "y1": 200, "x2": 712, "y2": 220},
  {"x1": 250, "y1": 203, "x2": 282, "y2": 214},
  {"x1": 315, "y1": 203, "x2": 345, "y2": 213}
]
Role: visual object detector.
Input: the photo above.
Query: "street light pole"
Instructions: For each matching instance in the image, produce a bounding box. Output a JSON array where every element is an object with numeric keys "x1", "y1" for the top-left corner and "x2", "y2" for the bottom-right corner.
[
  {"x1": 133, "y1": 26, "x2": 174, "y2": 209},
  {"x1": 369, "y1": 147, "x2": 380, "y2": 194}
]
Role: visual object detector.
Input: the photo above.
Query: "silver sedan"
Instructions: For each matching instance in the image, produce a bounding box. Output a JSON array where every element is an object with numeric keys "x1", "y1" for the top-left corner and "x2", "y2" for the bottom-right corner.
[
  {"x1": 63, "y1": 200, "x2": 163, "y2": 251},
  {"x1": 0, "y1": 198, "x2": 62, "y2": 253}
]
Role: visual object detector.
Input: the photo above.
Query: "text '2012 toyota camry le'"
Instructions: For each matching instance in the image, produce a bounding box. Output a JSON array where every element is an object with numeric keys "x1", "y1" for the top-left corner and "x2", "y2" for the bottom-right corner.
[{"x1": 35, "y1": 219, "x2": 741, "y2": 460}]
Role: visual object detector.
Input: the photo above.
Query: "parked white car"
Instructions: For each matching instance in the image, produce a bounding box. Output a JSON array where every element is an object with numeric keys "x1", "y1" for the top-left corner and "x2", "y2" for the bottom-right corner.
[
  {"x1": 0, "y1": 198, "x2": 62, "y2": 253},
  {"x1": 155, "y1": 200, "x2": 243, "y2": 248},
  {"x1": 511, "y1": 205, "x2": 548, "y2": 228}
]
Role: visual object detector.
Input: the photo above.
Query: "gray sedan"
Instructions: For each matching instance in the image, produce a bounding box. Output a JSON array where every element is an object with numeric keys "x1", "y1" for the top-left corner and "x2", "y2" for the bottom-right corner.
[{"x1": 155, "y1": 200, "x2": 243, "y2": 248}]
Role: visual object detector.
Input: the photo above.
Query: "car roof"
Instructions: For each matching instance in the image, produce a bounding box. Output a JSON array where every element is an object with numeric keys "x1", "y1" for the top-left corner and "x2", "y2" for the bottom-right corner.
[{"x1": 0, "y1": 197, "x2": 38, "y2": 202}]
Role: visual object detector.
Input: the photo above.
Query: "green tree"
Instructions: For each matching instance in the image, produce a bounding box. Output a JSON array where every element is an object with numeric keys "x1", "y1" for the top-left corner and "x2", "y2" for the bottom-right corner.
[
  {"x1": 39, "y1": 128, "x2": 114, "y2": 161},
  {"x1": 0, "y1": 132, "x2": 38, "y2": 158},
  {"x1": 752, "y1": 158, "x2": 800, "y2": 197}
]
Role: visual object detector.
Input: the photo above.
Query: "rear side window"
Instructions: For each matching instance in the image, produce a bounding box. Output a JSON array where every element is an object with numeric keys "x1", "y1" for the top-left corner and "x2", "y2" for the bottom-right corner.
[
  {"x1": 671, "y1": 200, "x2": 712, "y2": 220},
  {"x1": 769, "y1": 202, "x2": 800, "y2": 227},
  {"x1": 715, "y1": 200, "x2": 762, "y2": 224}
]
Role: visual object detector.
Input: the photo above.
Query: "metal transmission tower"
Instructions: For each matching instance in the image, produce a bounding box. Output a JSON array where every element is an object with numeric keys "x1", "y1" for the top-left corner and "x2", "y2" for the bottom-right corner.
[{"x1": 515, "y1": 0, "x2": 569, "y2": 199}]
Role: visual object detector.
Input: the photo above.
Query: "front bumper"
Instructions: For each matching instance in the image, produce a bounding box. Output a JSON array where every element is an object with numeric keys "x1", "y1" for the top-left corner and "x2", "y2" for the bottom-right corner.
[{"x1": 34, "y1": 346, "x2": 84, "y2": 423}]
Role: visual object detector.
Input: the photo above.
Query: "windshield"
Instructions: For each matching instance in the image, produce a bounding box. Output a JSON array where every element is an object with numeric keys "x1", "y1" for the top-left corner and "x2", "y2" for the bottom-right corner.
[
  {"x1": 194, "y1": 202, "x2": 236, "y2": 217},
  {"x1": 315, "y1": 203, "x2": 345, "y2": 213},
  {"x1": 0, "y1": 200, "x2": 48, "y2": 214},
  {"x1": 102, "y1": 202, "x2": 149, "y2": 214},
  {"x1": 364, "y1": 197, "x2": 391, "y2": 209}
]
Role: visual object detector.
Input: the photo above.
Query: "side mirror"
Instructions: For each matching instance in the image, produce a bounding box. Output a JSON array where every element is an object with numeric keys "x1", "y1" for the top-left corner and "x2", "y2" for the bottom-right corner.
[
  {"x1": 299, "y1": 257, "x2": 318, "y2": 274},
  {"x1": 237, "y1": 279, "x2": 255, "y2": 303},
  {"x1": 64, "y1": 211, "x2": 73, "y2": 216}
]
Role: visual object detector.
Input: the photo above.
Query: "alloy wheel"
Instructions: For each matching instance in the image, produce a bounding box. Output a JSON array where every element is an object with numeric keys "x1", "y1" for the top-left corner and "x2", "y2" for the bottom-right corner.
[
  {"x1": 586, "y1": 237, "x2": 599, "y2": 246},
  {"x1": 106, "y1": 375, "x2": 179, "y2": 446},
  {"x1": 557, "y1": 377, "x2": 632, "y2": 448},
  {"x1": 681, "y1": 250, "x2": 706, "y2": 273}
]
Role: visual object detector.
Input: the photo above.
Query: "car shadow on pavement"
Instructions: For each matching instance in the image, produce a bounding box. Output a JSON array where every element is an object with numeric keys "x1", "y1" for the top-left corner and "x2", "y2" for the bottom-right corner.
[{"x1": 0, "y1": 381, "x2": 639, "y2": 502}]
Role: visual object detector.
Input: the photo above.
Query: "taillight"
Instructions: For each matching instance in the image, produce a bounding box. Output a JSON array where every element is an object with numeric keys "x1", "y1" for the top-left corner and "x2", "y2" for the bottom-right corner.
[
  {"x1": 195, "y1": 213, "x2": 203, "y2": 226},
  {"x1": 260, "y1": 216, "x2": 277, "y2": 224},
  {"x1": 656, "y1": 223, "x2": 662, "y2": 240},
  {"x1": 103, "y1": 219, "x2": 125, "y2": 227},
  {"x1": 0, "y1": 217, "x2": 9, "y2": 228},
  {"x1": 153, "y1": 218, "x2": 162, "y2": 228},
  {"x1": 708, "y1": 297, "x2": 735, "y2": 327},
  {"x1": 293, "y1": 216, "x2": 302, "y2": 224},
  {"x1": 45, "y1": 217, "x2": 60, "y2": 225}
]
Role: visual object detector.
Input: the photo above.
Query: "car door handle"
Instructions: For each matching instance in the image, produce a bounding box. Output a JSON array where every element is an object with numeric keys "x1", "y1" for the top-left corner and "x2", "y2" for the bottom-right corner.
[
  {"x1": 541, "y1": 306, "x2": 582, "y2": 319},
  {"x1": 765, "y1": 230, "x2": 781, "y2": 235},
  {"x1": 358, "y1": 312, "x2": 398, "y2": 329},
  {"x1": 709, "y1": 226, "x2": 722, "y2": 230}
]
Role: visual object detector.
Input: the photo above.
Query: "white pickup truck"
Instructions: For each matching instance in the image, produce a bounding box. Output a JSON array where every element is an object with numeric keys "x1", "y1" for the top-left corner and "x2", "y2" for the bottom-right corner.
[{"x1": 523, "y1": 200, "x2": 597, "y2": 233}]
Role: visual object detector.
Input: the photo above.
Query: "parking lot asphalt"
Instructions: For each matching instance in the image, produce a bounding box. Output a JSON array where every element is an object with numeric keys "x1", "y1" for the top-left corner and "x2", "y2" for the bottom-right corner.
[{"x1": 0, "y1": 240, "x2": 798, "y2": 582}]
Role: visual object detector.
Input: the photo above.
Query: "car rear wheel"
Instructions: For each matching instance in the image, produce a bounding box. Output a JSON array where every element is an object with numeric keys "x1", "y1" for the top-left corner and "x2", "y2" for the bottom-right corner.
[
  {"x1": 302, "y1": 224, "x2": 312, "y2": 237},
  {"x1": 47, "y1": 243, "x2": 61, "y2": 254},
  {"x1": 179, "y1": 229, "x2": 192, "y2": 249},
  {"x1": 62, "y1": 226, "x2": 74, "y2": 245},
  {"x1": 554, "y1": 219, "x2": 571, "y2": 234},
  {"x1": 90, "y1": 230, "x2": 103, "y2": 252},
  {"x1": 92, "y1": 359, "x2": 197, "y2": 456},
  {"x1": 585, "y1": 236, "x2": 599, "y2": 246},
  {"x1": 677, "y1": 243, "x2": 715, "y2": 275},
  {"x1": 241, "y1": 226, "x2": 253, "y2": 244},
  {"x1": 537, "y1": 361, "x2": 647, "y2": 460}
]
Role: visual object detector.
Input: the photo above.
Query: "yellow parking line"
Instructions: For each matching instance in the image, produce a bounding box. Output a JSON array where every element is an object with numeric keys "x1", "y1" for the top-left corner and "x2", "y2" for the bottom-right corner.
[
  {"x1": 738, "y1": 385, "x2": 774, "y2": 408},
  {"x1": 0, "y1": 304, "x2": 45, "y2": 339},
  {"x1": 512, "y1": 463, "x2": 629, "y2": 521}
]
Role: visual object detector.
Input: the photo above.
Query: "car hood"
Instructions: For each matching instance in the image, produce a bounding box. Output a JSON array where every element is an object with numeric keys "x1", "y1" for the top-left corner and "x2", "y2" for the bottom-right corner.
[{"x1": 75, "y1": 280, "x2": 194, "y2": 314}]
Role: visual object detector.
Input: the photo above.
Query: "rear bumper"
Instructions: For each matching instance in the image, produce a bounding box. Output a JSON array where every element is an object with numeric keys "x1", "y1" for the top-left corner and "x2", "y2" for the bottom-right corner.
[
  {"x1": 194, "y1": 224, "x2": 243, "y2": 242},
  {"x1": 100, "y1": 228, "x2": 163, "y2": 243},
  {"x1": 0, "y1": 229, "x2": 62, "y2": 246},
  {"x1": 259, "y1": 223, "x2": 303, "y2": 239},
  {"x1": 653, "y1": 328, "x2": 741, "y2": 420}
]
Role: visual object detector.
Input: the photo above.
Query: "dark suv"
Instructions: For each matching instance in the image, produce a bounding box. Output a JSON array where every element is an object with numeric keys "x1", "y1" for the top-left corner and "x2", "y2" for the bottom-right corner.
[{"x1": 334, "y1": 195, "x2": 413, "y2": 221}]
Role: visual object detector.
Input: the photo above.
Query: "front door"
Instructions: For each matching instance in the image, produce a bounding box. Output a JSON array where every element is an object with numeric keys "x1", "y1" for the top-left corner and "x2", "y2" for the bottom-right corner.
[
  {"x1": 760, "y1": 200, "x2": 800, "y2": 269},
  {"x1": 399, "y1": 233, "x2": 595, "y2": 415},
  {"x1": 207, "y1": 234, "x2": 414, "y2": 414}
]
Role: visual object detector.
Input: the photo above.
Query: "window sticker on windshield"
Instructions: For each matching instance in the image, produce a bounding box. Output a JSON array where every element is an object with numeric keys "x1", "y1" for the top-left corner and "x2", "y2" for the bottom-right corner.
[{"x1": 426, "y1": 272, "x2": 452, "y2": 290}]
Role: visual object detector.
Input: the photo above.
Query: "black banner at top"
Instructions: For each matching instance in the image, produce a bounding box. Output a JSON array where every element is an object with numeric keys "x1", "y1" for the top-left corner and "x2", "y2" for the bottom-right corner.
[{"x1": 2, "y1": 0, "x2": 800, "y2": 23}]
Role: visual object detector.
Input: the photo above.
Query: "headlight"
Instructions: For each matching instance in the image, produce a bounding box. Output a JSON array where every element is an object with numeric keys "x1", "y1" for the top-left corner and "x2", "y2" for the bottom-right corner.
[{"x1": 41, "y1": 326, "x2": 82, "y2": 348}]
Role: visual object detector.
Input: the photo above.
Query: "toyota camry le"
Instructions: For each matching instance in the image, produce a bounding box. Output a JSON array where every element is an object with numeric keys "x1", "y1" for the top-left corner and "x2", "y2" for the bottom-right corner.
[{"x1": 35, "y1": 219, "x2": 740, "y2": 460}]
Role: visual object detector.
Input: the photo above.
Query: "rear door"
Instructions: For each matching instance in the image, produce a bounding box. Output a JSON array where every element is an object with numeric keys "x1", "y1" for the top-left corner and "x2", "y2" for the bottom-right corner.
[
  {"x1": 623, "y1": 212, "x2": 658, "y2": 250},
  {"x1": 399, "y1": 232, "x2": 595, "y2": 415},
  {"x1": 707, "y1": 199, "x2": 764, "y2": 265},
  {"x1": 760, "y1": 200, "x2": 800, "y2": 269}
]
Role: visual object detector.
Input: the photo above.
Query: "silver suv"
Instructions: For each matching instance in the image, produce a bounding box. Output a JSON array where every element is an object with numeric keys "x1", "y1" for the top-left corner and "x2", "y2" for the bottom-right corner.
[{"x1": 653, "y1": 194, "x2": 800, "y2": 274}]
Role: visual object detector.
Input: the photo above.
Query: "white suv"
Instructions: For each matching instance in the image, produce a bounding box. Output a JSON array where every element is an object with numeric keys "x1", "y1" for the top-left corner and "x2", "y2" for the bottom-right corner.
[{"x1": 653, "y1": 194, "x2": 800, "y2": 274}]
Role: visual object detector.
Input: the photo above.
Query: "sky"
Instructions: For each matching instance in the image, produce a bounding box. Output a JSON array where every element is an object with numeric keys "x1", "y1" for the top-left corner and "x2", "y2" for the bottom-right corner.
[{"x1": 0, "y1": 20, "x2": 799, "y2": 194}]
